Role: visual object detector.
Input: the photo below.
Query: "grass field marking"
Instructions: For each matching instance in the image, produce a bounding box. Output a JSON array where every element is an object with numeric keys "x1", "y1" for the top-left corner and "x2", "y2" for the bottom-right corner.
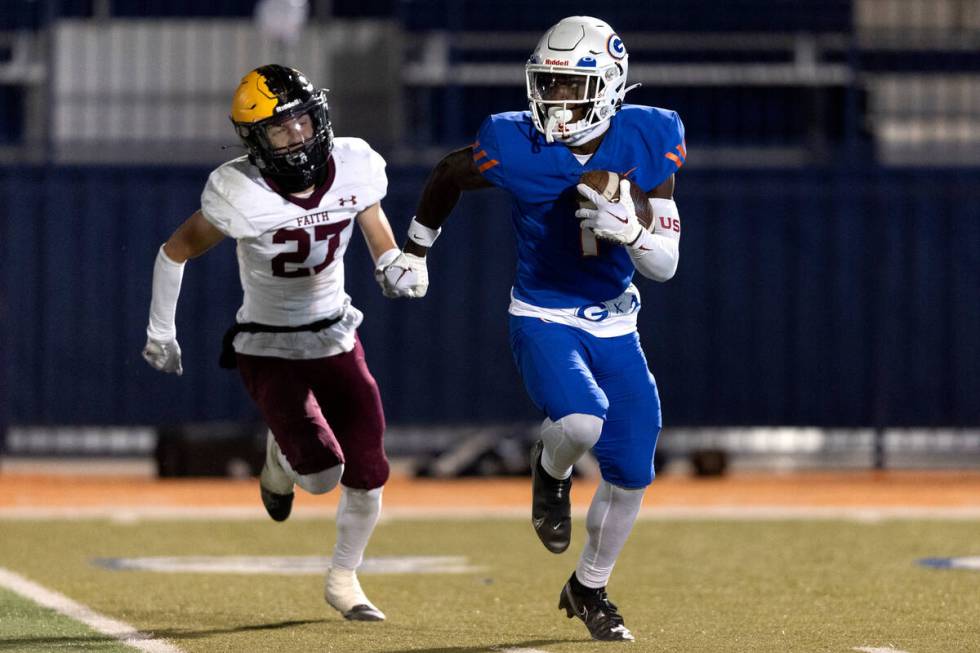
[
  {"x1": 494, "y1": 647, "x2": 551, "y2": 653},
  {"x1": 91, "y1": 554, "x2": 483, "y2": 575},
  {"x1": 853, "y1": 646, "x2": 912, "y2": 653},
  {"x1": 0, "y1": 567, "x2": 184, "y2": 653}
]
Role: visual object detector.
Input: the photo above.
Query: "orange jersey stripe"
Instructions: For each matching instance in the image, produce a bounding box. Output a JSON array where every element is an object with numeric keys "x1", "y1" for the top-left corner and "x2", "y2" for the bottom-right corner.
[
  {"x1": 677, "y1": 141, "x2": 687, "y2": 159},
  {"x1": 665, "y1": 152, "x2": 683, "y2": 168},
  {"x1": 478, "y1": 159, "x2": 500, "y2": 173},
  {"x1": 473, "y1": 149, "x2": 488, "y2": 161}
]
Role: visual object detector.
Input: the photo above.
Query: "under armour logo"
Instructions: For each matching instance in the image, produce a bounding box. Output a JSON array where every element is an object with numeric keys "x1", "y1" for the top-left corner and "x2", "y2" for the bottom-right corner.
[{"x1": 338, "y1": 195, "x2": 357, "y2": 206}]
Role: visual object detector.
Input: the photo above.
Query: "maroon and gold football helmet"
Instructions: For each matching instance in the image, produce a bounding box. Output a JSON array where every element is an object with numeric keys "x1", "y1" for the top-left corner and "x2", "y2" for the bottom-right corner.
[{"x1": 230, "y1": 64, "x2": 333, "y2": 192}]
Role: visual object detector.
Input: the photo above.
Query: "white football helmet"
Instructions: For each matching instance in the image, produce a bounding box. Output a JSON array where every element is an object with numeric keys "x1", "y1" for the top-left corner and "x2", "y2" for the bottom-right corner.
[{"x1": 525, "y1": 16, "x2": 637, "y2": 143}]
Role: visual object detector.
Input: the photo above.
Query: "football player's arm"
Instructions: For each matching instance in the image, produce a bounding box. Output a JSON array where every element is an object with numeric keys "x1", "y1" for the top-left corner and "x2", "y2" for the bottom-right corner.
[
  {"x1": 575, "y1": 174, "x2": 681, "y2": 281},
  {"x1": 356, "y1": 202, "x2": 398, "y2": 262},
  {"x1": 376, "y1": 146, "x2": 492, "y2": 298},
  {"x1": 403, "y1": 145, "x2": 493, "y2": 258},
  {"x1": 629, "y1": 175, "x2": 681, "y2": 282},
  {"x1": 143, "y1": 210, "x2": 225, "y2": 375},
  {"x1": 162, "y1": 210, "x2": 226, "y2": 262}
]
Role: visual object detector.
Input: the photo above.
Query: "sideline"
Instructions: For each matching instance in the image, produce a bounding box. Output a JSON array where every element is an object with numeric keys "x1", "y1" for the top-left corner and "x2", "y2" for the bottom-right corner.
[{"x1": 0, "y1": 567, "x2": 183, "y2": 653}]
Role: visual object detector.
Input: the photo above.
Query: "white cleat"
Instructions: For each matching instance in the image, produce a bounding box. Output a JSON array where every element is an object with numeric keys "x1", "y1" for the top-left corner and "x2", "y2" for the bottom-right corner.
[{"x1": 324, "y1": 567, "x2": 385, "y2": 621}]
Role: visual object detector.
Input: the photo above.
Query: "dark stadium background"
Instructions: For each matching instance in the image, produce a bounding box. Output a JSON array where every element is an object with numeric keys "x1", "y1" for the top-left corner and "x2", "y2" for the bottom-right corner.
[{"x1": 1, "y1": 0, "x2": 977, "y2": 468}]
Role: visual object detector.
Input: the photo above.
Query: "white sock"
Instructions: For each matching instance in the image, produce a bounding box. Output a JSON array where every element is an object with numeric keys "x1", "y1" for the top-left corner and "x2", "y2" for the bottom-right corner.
[
  {"x1": 275, "y1": 443, "x2": 300, "y2": 481},
  {"x1": 261, "y1": 431, "x2": 298, "y2": 494},
  {"x1": 540, "y1": 414, "x2": 604, "y2": 480},
  {"x1": 576, "y1": 480, "x2": 645, "y2": 588},
  {"x1": 331, "y1": 485, "x2": 383, "y2": 570}
]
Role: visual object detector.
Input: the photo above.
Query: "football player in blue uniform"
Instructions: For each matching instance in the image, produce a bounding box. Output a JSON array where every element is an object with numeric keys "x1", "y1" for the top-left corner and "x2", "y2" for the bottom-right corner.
[{"x1": 377, "y1": 16, "x2": 685, "y2": 642}]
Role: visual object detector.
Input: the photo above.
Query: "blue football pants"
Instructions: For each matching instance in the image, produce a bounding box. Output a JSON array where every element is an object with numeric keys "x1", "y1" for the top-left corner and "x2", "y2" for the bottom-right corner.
[{"x1": 509, "y1": 315, "x2": 662, "y2": 488}]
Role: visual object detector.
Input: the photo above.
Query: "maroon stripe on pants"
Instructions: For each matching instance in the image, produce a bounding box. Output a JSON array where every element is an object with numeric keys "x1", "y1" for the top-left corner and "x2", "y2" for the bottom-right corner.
[{"x1": 235, "y1": 334, "x2": 389, "y2": 489}]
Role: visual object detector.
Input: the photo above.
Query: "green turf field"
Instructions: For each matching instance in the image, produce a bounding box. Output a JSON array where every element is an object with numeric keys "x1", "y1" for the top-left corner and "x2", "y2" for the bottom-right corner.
[
  {"x1": 1, "y1": 517, "x2": 978, "y2": 652},
  {"x1": 0, "y1": 585, "x2": 133, "y2": 652}
]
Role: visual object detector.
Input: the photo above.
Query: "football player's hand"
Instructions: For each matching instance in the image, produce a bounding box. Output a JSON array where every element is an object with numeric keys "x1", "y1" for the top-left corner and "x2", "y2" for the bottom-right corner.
[
  {"x1": 575, "y1": 179, "x2": 643, "y2": 246},
  {"x1": 375, "y1": 249, "x2": 429, "y2": 298},
  {"x1": 142, "y1": 337, "x2": 183, "y2": 375}
]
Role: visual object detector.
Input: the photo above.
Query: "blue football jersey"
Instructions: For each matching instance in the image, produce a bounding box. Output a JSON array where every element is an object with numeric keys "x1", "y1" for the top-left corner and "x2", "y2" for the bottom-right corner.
[{"x1": 474, "y1": 105, "x2": 685, "y2": 308}]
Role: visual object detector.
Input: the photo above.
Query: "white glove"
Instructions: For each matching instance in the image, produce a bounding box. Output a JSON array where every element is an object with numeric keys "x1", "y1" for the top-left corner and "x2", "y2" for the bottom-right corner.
[
  {"x1": 142, "y1": 338, "x2": 183, "y2": 376},
  {"x1": 374, "y1": 249, "x2": 429, "y2": 298},
  {"x1": 575, "y1": 179, "x2": 643, "y2": 246}
]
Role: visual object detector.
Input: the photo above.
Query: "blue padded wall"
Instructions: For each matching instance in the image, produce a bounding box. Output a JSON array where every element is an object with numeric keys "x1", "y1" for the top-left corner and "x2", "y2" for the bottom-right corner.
[{"x1": 1, "y1": 165, "x2": 978, "y2": 428}]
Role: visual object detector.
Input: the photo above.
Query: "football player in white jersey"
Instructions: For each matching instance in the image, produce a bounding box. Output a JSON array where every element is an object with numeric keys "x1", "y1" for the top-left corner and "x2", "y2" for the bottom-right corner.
[{"x1": 142, "y1": 65, "x2": 407, "y2": 622}]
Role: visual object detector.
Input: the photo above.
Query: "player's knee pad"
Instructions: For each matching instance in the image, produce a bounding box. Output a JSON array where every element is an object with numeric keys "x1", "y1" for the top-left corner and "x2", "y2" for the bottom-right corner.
[
  {"x1": 296, "y1": 463, "x2": 344, "y2": 495},
  {"x1": 541, "y1": 413, "x2": 605, "y2": 477},
  {"x1": 555, "y1": 413, "x2": 604, "y2": 451}
]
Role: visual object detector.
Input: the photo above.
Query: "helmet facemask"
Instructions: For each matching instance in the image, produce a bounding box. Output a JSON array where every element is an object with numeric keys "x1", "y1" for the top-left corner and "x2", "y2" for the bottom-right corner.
[
  {"x1": 526, "y1": 67, "x2": 621, "y2": 143},
  {"x1": 230, "y1": 63, "x2": 336, "y2": 193},
  {"x1": 235, "y1": 90, "x2": 333, "y2": 193}
]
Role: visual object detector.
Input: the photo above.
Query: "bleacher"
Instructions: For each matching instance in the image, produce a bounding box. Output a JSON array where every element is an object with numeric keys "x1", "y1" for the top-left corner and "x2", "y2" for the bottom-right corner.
[{"x1": 2, "y1": 0, "x2": 977, "y2": 164}]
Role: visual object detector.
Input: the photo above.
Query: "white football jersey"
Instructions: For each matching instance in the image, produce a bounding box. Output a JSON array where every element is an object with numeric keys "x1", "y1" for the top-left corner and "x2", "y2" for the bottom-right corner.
[{"x1": 200, "y1": 137, "x2": 387, "y2": 358}]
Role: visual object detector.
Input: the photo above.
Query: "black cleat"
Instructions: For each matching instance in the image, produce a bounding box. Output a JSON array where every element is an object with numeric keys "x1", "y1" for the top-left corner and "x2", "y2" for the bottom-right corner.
[
  {"x1": 341, "y1": 604, "x2": 385, "y2": 622},
  {"x1": 260, "y1": 485, "x2": 294, "y2": 522},
  {"x1": 325, "y1": 567, "x2": 386, "y2": 621},
  {"x1": 530, "y1": 440, "x2": 572, "y2": 554},
  {"x1": 559, "y1": 573, "x2": 635, "y2": 642}
]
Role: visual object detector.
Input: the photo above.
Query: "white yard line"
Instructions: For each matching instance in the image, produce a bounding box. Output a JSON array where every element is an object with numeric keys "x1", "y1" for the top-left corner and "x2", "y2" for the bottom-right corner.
[
  {"x1": 0, "y1": 567, "x2": 183, "y2": 653},
  {"x1": 496, "y1": 648, "x2": 551, "y2": 653},
  {"x1": 854, "y1": 647, "x2": 912, "y2": 653}
]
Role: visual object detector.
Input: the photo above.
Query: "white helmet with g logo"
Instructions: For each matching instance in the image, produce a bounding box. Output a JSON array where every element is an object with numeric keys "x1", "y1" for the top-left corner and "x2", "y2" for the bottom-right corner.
[{"x1": 525, "y1": 16, "x2": 636, "y2": 143}]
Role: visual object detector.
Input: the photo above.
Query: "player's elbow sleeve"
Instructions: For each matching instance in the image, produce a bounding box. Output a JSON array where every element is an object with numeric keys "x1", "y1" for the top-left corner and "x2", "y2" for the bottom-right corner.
[
  {"x1": 629, "y1": 235, "x2": 679, "y2": 282},
  {"x1": 641, "y1": 256, "x2": 678, "y2": 282},
  {"x1": 656, "y1": 261, "x2": 678, "y2": 282}
]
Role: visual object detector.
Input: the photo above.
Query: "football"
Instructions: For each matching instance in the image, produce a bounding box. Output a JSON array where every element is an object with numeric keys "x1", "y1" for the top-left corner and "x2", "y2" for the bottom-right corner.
[{"x1": 578, "y1": 170, "x2": 653, "y2": 230}]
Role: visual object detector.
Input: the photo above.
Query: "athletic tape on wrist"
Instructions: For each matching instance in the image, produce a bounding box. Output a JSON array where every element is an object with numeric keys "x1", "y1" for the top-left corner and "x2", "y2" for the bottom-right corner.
[{"x1": 407, "y1": 217, "x2": 441, "y2": 248}]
